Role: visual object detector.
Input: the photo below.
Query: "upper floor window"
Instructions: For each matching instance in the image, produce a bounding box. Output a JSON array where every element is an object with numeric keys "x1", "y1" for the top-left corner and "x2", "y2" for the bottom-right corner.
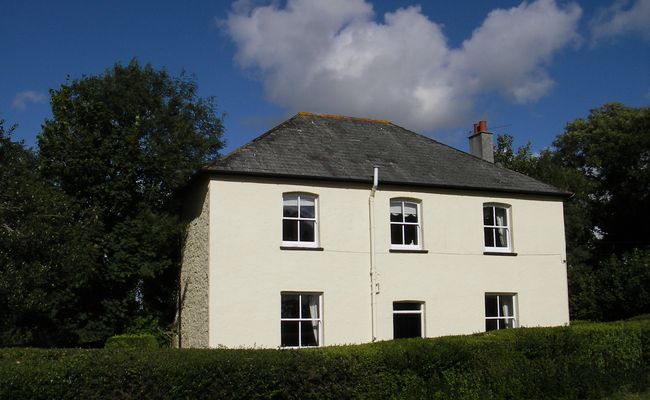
[
  {"x1": 483, "y1": 204, "x2": 511, "y2": 252},
  {"x1": 390, "y1": 199, "x2": 421, "y2": 249},
  {"x1": 283, "y1": 193, "x2": 317, "y2": 246}
]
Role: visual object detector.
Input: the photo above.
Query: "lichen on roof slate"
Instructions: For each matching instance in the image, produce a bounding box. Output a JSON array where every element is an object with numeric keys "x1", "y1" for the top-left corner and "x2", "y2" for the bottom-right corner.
[{"x1": 205, "y1": 112, "x2": 566, "y2": 197}]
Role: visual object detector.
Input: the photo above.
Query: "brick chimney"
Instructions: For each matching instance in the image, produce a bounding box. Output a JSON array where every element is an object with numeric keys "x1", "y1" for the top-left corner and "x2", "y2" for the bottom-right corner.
[{"x1": 468, "y1": 120, "x2": 494, "y2": 163}]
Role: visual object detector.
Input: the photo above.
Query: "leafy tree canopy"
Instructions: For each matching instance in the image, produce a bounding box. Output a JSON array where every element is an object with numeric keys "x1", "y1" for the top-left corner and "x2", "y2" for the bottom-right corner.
[
  {"x1": 39, "y1": 60, "x2": 224, "y2": 219},
  {"x1": 34, "y1": 60, "x2": 224, "y2": 345},
  {"x1": 0, "y1": 120, "x2": 100, "y2": 346},
  {"x1": 552, "y1": 103, "x2": 650, "y2": 255},
  {"x1": 494, "y1": 134, "x2": 536, "y2": 176},
  {"x1": 495, "y1": 103, "x2": 650, "y2": 321}
]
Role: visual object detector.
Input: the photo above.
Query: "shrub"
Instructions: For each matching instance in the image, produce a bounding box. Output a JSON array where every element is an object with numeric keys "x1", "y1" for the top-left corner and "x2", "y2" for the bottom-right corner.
[
  {"x1": 104, "y1": 334, "x2": 159, "y2": 349},
  {"x1": 0, "y1": 320, "x2": 648, "y2": 399}
]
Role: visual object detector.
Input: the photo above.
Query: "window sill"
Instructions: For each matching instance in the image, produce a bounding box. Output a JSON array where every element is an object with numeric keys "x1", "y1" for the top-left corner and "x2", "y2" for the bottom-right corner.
[
  {"x1": 483, "y1": 251, "x2": 517, "y2": 256},
  {"x1": 389, "y1": 249, "x2": 429, "y2": 254},
  {"x1": 280, "y1": 246, "x2": 324, "y2": 251}
]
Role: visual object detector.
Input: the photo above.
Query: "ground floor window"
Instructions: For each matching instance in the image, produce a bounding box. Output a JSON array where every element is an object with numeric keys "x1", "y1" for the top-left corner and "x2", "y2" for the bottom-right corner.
[
  {"x1": 281, "y1": 293, "x2": 321, "y2": 347},
  {"x1": 485, "y1": 293, "x2": 516, "y2": 331},
  {"x1": 393, "y1": 301, "x2": 424, "y2": 339}
]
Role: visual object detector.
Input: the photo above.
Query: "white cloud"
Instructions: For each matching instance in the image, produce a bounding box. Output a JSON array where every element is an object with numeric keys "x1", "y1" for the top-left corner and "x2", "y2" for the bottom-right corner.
[
  {"x1": 223, "y1": 0, "x2": 581, "y2": 132},
  {"x1": 12, "y1": 90, "x2": 46, "y2": 111},
  {"x1": 591, "y1": 0, "x2": 650, "y2": 42}
]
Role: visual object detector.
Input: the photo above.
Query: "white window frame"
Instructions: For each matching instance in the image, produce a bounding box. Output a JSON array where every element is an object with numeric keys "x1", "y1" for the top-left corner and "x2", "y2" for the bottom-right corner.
[
  {"x1": 390, "y1": 199, "x2": 422, "y2": 250},
  {"x1": 282, "y1": 193, "x2": 318, "y2": 247},
  {"x1": 392, "y1": 301, "x2": 425, "y2": 339},
  {"x1": 484, "y1": 293, "x2": 517, "y2": 331},
  {"x1": 280, "y1": 292, "x2": 323, "y2": 348},
  {"x1": 483, "y1": 203, "x2": 512, "y2": 253}
]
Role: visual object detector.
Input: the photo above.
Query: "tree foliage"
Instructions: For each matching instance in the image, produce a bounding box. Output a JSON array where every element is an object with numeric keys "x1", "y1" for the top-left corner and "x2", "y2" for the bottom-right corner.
[
  {"x1": 553, "y1": 103, "x2": 650, "y2": 255},
  {"x1": 0, "y1": 120, "x2": 100, "y2": 346},
  {"x1": 494, "y1": 134, "x2": 536, "y2": 176},
  {"x1": 495, "y1": 103, "x2": 650, "y2": 321},
  {"x1": 0, "y1": 60, "x2": 224, "y2": 347}
]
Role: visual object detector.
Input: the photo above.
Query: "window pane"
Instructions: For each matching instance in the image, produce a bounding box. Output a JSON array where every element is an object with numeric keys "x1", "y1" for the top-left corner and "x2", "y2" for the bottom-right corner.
[
  {"x1": 483, "y1": 206, "x2": 494, "y2": 225},
  {"x1": 393, "y1": 302, "x2": 421, "y2": 311},
  {"x1": 486, "y1": 319, "x2": 498, "y2": 331},
  {"x1": 500, "y1": 296, "x2": 514, "y2": 317},
  {"x1": 301, "y1": 294, "x2": 319, "y2": 318},
  {"x1": 300, "y1": 197, "x2": 315, "y2": 218},
  {"x1": 504, "y1": 318, "x2": 515, "y2": 329},
  {"x1": 393, "y1": 313, "x2": 422, "y2": 339},
  {"x1": 484, "y1": 227, "x2": 495, "y2": 247},
  {"x1": 283, "y1": 220, "x2": 298, "y2": 241},
  {"x1": 404, "y1": 203, "x2": 418, "y2": 222},
  {"x1": 281, "y1": 294, "x2": 300, "y2": 318},
  {"x1": 391, "y1": 224, "x2": 403, "y2": 245},
  {"x1": 300, "y1": 321, "x2": 319, "y2": 346},
  {"x1": 300, "y1": 221, "x2": 315, "y2": 242},
  {"x1": 390, "y1": 203, "x2": 402, "y2": 222},
  {"x1": 485, "y1": 295, "x2": 498, "y2": 317},
  {"x1": 495, "y1": 207, "x2": 508, "y2": 226},
  {"x1": 281, "y1": 321, "x2": 299, "y2": 347},
  {"x1": 404, "y1": 225, "x2": 418, "y2": 245},
  {"x1": 283, "y1": 196, "x2": 298, "y2": 217},
  {"x1": 495, "y1": 228, "x2": 508, "y2": 248}
]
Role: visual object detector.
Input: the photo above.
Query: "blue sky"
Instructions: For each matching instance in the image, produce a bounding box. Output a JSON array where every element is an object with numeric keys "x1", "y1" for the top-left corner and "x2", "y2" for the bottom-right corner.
[{"x1": 1, "y1": 0, "x2": 648, "y2": 155}]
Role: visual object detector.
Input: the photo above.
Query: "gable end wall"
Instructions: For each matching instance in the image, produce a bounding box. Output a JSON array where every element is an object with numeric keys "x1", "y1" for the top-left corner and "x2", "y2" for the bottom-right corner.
[{"x1": 178, "y1": 179, "x2": 210, "y2": 348}]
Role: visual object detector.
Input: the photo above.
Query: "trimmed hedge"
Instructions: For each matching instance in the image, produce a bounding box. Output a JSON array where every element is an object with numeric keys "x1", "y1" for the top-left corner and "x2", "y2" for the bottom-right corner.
[
  {"x1": 1, "y1": 320, "x2": 648, "y2": 399},
  {"x1": 104, "y1": 334, "x2": 159, "y2": 349}
]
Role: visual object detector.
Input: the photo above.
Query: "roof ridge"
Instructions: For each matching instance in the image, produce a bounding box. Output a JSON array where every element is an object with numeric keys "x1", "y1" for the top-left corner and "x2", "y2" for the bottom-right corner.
[{"x1": 297, "y1": 111, "x2": 392, "y2": 125}]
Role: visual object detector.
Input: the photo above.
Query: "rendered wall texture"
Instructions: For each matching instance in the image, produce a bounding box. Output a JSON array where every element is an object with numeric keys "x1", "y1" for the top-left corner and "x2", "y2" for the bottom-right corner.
[
  {"x1": 198, "y1": 175, "x2": 568, "y2": 348},
  {"x1": 179, "y1": 179, "x2": 210, "y2": 348}
]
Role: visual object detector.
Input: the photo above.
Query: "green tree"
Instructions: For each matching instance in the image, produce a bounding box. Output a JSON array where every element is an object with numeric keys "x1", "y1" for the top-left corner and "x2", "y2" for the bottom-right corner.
[
  {"x1": 554, "y1": 104, "x2": 650, "y2": 321},
  {"x1": 37, "y1": 60, "x2": 224, "y2": 345},
  {"x1": 0, "y1": 120, "x2": 99, "y2": 346},
  {"x1": 595, "y1": 249, "x2": 650, "y2": 321},
  {"x1": 494, "y1": 134, "x2": 536, "y2": 176},
  {"x1": 552, "y1": 103, "x2": 650, "y2": 255},
  {"x1": 495, "y1": 103, "x2": 650, "y2": 321}
]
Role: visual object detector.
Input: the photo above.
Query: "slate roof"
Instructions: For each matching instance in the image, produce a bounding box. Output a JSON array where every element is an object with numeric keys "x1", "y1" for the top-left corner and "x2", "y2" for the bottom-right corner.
[{"x1": 205, "y1": 112, "x2": 567, "y2": 197}]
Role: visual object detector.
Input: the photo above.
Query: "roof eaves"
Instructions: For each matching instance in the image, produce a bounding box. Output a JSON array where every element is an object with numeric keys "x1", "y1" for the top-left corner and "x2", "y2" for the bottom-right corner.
[{"x1": 199, "y1": 169, "x2": 571, "y2": 199}]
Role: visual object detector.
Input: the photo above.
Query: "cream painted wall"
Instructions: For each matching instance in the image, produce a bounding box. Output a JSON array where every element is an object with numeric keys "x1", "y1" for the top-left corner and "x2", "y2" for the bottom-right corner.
[{"x1": 200, "y1": 176, "x2": 568, "y2": 348}]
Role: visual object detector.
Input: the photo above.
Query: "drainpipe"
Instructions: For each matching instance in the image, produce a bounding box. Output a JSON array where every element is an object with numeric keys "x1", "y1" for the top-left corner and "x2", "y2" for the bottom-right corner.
[{"x1": 369, "y1": 166, "x2": 379, "y2": 342}]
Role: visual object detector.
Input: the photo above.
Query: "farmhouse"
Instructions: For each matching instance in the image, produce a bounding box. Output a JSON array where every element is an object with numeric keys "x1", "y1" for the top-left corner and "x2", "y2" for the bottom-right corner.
[{"x1": 178, "y1": 112, "x2": 570, "y2": 349}]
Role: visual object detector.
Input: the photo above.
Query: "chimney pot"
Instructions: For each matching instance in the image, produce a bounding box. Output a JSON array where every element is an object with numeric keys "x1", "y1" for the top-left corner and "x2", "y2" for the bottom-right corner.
[{"x1": 478, "y1": 120, "x2": 487, "y2": 133}]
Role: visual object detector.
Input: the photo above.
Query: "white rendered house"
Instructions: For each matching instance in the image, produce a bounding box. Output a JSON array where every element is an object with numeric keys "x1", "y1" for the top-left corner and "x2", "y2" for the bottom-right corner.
[{"x1": 178, "y1": 113, "x2": 570, "y2": 349}]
